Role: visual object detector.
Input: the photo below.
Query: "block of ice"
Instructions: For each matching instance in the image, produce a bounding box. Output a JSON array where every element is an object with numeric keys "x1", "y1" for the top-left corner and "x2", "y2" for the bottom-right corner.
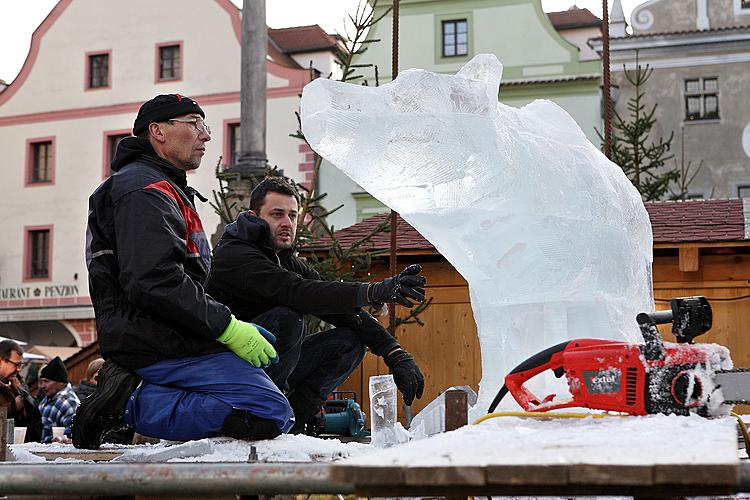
[
  {"x1": 301, "y1": 54, "x2": 653, "y2": 419},
  {"x1": 369, "y1": 374, "x2": 410, "y2": 447}
]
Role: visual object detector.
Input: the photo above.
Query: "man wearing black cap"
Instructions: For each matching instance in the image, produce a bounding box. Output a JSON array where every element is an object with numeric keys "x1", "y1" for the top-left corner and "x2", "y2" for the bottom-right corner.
[
  {"x1": 74, "y1": 94, "x2": 293, "y2": 449},
  {"x1": 38, "y1": 356, "x2": 80, "y2": 443}
]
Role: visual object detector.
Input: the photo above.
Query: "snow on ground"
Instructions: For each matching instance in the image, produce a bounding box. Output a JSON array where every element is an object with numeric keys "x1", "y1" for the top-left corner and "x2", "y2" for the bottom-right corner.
[
  {"x1": 343, "y1": 414, "x2": 739, "y2": 466},
  {"x1": 9, "y1": 414, "x2": 739, "y2": 466},
  {"x1": 10, "y1": 434, "x2": 372, "y2": 464}
]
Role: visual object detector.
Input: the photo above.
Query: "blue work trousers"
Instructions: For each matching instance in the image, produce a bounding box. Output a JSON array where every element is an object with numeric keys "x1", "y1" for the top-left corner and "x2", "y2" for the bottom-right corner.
[{"x1": 124, "y1": 351, "x2": 293, "y2": 441}]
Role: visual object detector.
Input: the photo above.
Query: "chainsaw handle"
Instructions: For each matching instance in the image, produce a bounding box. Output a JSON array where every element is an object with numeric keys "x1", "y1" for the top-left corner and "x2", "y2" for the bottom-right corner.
[
  {"x1": 507, "y1": 340, "x2": 572, "y2": 377},
  {"x1": 488, "y1": 341, "x2": 572, "y2": 413}
]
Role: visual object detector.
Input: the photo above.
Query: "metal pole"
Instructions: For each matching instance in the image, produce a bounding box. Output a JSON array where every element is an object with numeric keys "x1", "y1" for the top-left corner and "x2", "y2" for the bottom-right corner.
[
  {"x1": 0, "y1": 463, "x2": 354, "y2": 496},
  {"x1": 234, "y1": 0, "x2": 268, "y2": 177},
  {"x1": 602, "y1": 0, "x2": 612, "y2": 159},
  {"x1": 388, "y1": 0, "x2": 400, "y2": 336}
]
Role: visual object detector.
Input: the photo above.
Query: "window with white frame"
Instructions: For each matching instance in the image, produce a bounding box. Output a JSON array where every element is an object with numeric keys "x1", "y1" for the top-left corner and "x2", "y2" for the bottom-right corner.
[
  {"x1": 738, "y1": 185, "x2": 750, "y2": 198},
  {"x1": 684, "y1": 77, "x2": 719, "y2": 121}
]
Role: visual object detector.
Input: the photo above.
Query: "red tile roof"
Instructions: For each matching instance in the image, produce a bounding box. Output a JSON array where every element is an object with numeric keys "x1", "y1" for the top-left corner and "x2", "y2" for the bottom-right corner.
[
  {"x1": 314, "y1": 213, "x2": 434, "y2": 252},
  {"x1": 547, "y1": 7, "x2": 601, "y2": 30},
  {"x1": 319, "y1": 199, "x2": 749, "y2": 253},
  {"x1": 269, "y1": 25, "x2": 338, "y2": 54},
  {"x1": 646, "y1": 199, "x2": 747, "y2": 243}
]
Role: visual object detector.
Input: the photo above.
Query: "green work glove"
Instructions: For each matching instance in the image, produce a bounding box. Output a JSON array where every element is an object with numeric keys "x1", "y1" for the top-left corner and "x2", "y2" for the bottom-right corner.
[{"x1": 218, "y1": 316, "x2": 278, "y2": 368}]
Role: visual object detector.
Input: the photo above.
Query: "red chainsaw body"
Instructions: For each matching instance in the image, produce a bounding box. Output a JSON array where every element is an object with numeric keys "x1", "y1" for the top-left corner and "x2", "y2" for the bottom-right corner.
[{"x1": 505, "y1": 338, "x2": 715, "y2": 415}]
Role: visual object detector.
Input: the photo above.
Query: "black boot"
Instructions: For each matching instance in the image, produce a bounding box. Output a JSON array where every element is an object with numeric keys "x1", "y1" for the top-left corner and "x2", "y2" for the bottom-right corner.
[
  {"x1": 222, "y1": 410, "x2": 281, "y2": 440},
  {"x1": 287, "y1": 385, "x2": 324, "y2": 434},
  {"x1": 72, "y1": 359, "x2": 141, "y2": 449}
]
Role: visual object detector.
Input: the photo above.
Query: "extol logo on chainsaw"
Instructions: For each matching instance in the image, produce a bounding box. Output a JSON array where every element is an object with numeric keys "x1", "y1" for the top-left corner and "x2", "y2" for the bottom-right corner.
[{"x1": 583, "y1": 369, "x2": 621, "y2": 394}]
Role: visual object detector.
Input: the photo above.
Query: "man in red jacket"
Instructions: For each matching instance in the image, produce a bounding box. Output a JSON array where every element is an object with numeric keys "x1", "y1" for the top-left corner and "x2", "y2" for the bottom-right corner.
[
  {"x1": 208, "y1": 177, "x2": 426, "y2": 432},
  {"x1": 73, "y1": 95, "x2": 292, "y2": 449}
]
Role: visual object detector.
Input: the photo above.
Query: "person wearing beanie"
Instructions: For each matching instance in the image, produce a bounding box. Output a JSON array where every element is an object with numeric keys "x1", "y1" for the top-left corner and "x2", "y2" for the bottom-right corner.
[
  {"x1": 38, "y1": 356, "x2": 80, "y2": 443},
  {"x1": 75, "y1": 94, "x2": 292, "y2": 449}
]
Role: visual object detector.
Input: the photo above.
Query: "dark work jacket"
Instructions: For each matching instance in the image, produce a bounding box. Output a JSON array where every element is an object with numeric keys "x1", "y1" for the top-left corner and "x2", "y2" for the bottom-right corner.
[
  {"x1": 207, "y1": 213, "x2": 399, "y2": 357},
  {"x1": 86, "y1": 137, "x2": 231, "y2": 370}
]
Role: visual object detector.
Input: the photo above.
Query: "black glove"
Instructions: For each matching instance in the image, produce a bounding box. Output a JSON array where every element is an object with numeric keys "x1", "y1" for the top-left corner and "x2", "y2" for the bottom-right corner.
[
  {"x1": 367, "y1": 264, "x2": 426, "y2": 308},
  {"x1": 384, "y1": 349, "x2": 425, "y2": 406}
]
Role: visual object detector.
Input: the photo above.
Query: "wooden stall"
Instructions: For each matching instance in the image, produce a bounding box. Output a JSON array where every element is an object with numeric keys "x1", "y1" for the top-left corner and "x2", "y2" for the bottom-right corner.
[
  {"x1": 62, "y1": 199, "x2": 750, "y2": 418},
  {"x1": 334, "y1": 200, "x2": 750, "y2": 416}
]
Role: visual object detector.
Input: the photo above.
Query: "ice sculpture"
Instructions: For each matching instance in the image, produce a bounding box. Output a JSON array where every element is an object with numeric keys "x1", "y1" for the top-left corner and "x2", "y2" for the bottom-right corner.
[{"x1": 301, "y1": 54, "x2": 653, "y2": 418}]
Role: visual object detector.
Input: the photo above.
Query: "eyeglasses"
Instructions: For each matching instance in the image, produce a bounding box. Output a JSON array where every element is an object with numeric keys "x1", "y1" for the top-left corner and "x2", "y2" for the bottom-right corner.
[
  {"x1": 167, "y1": 118, "x2": 211, "y2": 135},
  {"x1": 2, "y1": 358, "x2": 26, "y2": 369}
]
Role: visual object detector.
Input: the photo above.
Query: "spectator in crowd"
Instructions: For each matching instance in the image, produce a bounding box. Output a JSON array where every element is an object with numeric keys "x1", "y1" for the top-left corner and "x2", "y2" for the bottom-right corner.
[
  {"x1": 74, "y1": 358, "x2": 104, "y2": 400},
  {"x1": 38, "y1": 356, "x2": 80, "y2": 443},
  {"x1": 0, "y1": 339, "x2": 42, "y2": 442}
]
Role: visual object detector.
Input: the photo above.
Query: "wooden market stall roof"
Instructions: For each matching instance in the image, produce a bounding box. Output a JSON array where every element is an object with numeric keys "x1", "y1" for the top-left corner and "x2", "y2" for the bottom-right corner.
[{"x1": 329, "y1": 199, "x2": 750, "y2": 253}]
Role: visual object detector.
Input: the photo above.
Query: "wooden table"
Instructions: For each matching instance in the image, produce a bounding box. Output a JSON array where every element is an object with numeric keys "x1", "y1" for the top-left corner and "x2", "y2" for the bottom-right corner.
[{"x1": 331, "y1": 462, "x2": 742, "y2": 497}]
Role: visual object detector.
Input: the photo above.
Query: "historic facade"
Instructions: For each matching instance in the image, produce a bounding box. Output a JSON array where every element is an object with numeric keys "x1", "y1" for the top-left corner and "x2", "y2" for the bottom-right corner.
[
  {"x1": 319, "y1": 0, "x2": 604, "y2": 229},
  {"x1": 591, "y1": 0, "x2": 750, "y2": 199},
  {"x1": 0, "y1": 0, "x2": 338, "y2": 347}
]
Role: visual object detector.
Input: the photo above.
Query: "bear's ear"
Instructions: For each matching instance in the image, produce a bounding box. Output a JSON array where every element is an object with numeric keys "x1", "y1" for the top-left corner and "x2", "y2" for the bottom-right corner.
[{"x1": 456, "y1": 54, "x2": 503, "y2": 96}]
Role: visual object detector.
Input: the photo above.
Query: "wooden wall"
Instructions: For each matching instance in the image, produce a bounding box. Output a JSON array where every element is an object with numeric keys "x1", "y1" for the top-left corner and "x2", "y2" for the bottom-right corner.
[
  {"x1": 339, "y1": 248, "x2": 750, "y2": 419},
  {"x1": 337, "y1": 258, "x2": 481, "y2": 419}
]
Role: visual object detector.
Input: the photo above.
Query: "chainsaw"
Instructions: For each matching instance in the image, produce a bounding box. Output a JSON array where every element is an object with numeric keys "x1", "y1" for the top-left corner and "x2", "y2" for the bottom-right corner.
[{"x1": 489, "y1": 296, "x2": 750, "y2": 416}]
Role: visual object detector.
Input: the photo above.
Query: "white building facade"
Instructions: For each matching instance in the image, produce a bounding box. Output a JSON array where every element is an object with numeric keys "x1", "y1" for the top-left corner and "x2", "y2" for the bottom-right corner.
[{"x1": 0, "y1": 0, "x2": 336, "y2": 347}]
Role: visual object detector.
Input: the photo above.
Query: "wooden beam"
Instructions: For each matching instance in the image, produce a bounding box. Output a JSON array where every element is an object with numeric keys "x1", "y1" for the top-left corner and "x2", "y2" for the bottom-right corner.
[
  {"x1": 679, "y1": 246, "x2": 700, "y2": 272},
  {"x1": 0, "y1": 406, "x2": 6, "y2": 462},
  {"x1": 655, "y1": 241, "x2": 750, "y2": 249},
  {"x1": 444, "y1": 390, "x2": 468, "y2": 432}
]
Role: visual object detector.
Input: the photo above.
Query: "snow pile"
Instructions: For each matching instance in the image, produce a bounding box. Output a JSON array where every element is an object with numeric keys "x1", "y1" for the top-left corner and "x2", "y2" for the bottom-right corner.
[
  {"x1": 300, "y1": 53, "x2": 653, "y2": 420},
  {"x1": 342, "y1": 414, "x2": 739, "y2": 466},
  {"x1": 9, "y1": 434, "x2": 372, "y2": 464}
]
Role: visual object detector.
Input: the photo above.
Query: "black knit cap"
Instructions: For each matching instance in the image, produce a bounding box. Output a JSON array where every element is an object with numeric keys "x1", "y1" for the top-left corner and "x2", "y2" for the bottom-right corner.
[
  {"x1": 133, "y1": 94, "x2": 205, "y2": 135},
  {"x1": 40, "y1": 356, "x2": 68, "y2": 383}
]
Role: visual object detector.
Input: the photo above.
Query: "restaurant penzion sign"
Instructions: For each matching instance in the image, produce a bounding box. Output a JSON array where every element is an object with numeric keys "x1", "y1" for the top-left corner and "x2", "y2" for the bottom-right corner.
[{"x1": 0, "y1": 284, "x2": 80, "y2": 300}]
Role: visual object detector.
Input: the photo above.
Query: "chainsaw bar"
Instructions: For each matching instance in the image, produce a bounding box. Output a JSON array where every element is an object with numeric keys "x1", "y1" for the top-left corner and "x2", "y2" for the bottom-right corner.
[{"x1": 715, "y1": 369, "x2": 750, "y2": 404}]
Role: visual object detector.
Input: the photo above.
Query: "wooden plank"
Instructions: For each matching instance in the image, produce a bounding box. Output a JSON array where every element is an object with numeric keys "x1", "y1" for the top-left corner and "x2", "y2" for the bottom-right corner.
[
  {"x1": 0, "y1": 406, "x2": 6, "y2": 462},
  {"x1": 486, "y1": 464, "x2": 567, "y2": 485},
  {"x1": 330, "y1": 464, "x2": 404, "y2": 486},
  {"x1": 32, "y1": 450, "x2": 124, "y2": 462},
  {"x1": 444, "y1": 390, "x2": 468, "y2": 431},
  {"x1": 568, "y1": 464, "x2": 653, "y2": 486},
  {"x1": 653, "y1": 463, "x2": 739, "y2": 486},
  {"x1": 678, "y1": 246, "x2": 700, "y2": 272},
  {"x1": 654, "y1": 241, "x2": 750, "y2": 249},
  {"x1": 653, "y1": 253, "x2": 750, "y2": 283},
  {"x1": 654, "y1": 280, "x2": 750, "y2": 289},
  {"x1": 405, "y1": 466, "x2": 486, "y2": 486}
]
